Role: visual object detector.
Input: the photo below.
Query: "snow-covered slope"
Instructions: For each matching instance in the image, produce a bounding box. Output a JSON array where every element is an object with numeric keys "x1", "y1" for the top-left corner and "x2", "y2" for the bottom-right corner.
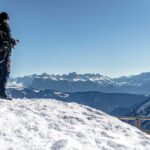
[
  {"x1": 6, "y1": 81, "x2": 25, "y2": 89},
  {"x1": 128, "y1": 97, "x2": 150, "y2": 130},
  {"x1": 129, "y1": 98, "x2": 150, "y2": 117},
  {"x1": 0, "y1": 99, "x2": 149, "y2": 150}
]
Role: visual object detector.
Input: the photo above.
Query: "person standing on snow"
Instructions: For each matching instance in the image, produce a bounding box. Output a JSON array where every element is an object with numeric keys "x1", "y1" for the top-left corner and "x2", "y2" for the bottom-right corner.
[{"x1": 0, "y1": 12, "x2": 19, "y2": 100}]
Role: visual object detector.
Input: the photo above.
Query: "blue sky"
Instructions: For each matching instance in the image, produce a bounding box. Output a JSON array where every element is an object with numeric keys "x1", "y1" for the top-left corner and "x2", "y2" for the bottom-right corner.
[{"x1": 1, "y1": 0, "x2": 150, "y2": 77}]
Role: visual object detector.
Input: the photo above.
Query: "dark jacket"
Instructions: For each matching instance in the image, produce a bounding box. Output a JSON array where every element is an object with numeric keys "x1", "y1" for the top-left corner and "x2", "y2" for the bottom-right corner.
[{"x1": 0, "y1": 22, "x2": 16, "y2": 47}]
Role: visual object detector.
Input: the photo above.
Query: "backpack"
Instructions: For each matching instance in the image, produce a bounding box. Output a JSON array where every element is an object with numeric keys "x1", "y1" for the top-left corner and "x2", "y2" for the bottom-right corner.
[{"x1": 0, "y1": 25, "x2": 10, "y2": 51}]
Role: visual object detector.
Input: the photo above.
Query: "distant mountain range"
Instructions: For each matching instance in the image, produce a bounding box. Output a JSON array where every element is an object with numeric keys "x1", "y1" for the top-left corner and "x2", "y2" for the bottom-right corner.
[
  {"x1": 6, "y1": 85, "x2": 148, "y2": 115},
  {"x1": 9, "y1": 72, "x2": 150, "y2": 94}
]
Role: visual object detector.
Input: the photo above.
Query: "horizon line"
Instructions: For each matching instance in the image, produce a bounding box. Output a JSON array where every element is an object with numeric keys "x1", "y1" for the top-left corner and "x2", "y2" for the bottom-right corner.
[{"x1": 10, "y1": 71, "x2": 150, "y2": 79}]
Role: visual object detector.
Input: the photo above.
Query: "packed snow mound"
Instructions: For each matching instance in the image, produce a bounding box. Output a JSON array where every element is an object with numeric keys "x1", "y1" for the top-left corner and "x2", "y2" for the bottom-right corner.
[{"x1": 0, "y1": 99, "x2": 149, "y2": 150}]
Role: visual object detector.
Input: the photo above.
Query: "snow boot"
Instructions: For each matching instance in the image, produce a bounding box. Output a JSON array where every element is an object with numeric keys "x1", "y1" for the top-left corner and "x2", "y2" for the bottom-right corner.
[{"x1": 0, "y1": 93, "x2": 12, "y2": 100}]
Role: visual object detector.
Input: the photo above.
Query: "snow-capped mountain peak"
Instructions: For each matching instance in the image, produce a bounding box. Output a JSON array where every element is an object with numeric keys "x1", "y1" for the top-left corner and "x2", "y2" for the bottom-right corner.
[{"x1": 9, "y1": 72, "x2": 150, "y2": 94}]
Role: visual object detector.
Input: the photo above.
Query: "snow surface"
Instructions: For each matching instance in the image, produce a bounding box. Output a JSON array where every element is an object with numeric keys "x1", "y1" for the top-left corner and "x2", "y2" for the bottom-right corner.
[
  {"x1": 0, "y1": 99, "x2": 149, "y2": 150},
  {"x1": 6, "y1": 81, "x2": 25, "y2": 89},
  {"x1": 54, "y1": 92, "x2": 69, "y2": 98},
  {"x1": 136, "y1": 100, "x2": 150, "y2": 115}
]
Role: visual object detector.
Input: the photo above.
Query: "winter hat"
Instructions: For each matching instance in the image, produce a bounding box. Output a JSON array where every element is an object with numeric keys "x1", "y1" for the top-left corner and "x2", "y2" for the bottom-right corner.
[{"x1": 0, "y1": 12, "x2": 9, "y2": 21}]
